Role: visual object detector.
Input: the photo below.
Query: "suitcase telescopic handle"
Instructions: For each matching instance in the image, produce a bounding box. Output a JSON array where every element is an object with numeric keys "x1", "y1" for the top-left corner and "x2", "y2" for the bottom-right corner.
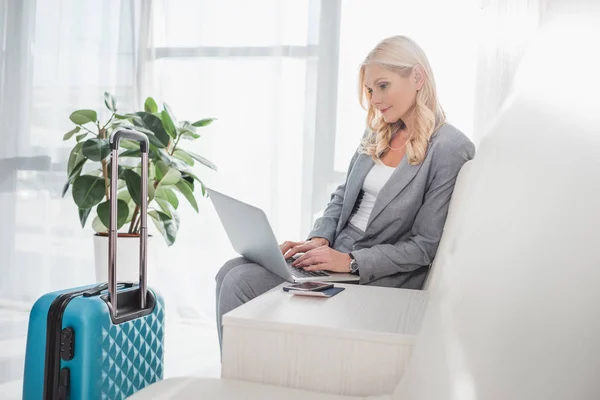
[{"x1": 108, "y1": 129, "x2": 150, "y2": 317}]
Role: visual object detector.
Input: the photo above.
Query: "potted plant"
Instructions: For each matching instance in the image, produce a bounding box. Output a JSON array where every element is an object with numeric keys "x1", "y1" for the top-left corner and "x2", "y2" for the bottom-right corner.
[{"x1": 62, "y1": 92, "x2": 217, "y2": 282}]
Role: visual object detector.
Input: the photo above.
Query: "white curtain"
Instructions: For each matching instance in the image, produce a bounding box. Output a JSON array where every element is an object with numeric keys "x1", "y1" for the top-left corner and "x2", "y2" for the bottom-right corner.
[
  {"x1": 137, "y1": 0, "x2": 325, "y2": 378},
  {"x1": 0, "y1": 0, "x2": 324, "y2": 394}
]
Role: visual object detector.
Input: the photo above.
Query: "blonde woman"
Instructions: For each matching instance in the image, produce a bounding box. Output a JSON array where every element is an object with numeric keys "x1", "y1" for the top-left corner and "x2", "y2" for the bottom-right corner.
[{"x1": 215, "y1": 35, "x2": 475, "y2": 348}]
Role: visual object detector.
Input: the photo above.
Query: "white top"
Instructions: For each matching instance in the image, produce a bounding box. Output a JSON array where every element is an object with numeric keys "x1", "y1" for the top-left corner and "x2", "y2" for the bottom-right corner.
[{"x1": 348, "y1": 162, "x2": 396, "y2": 231}]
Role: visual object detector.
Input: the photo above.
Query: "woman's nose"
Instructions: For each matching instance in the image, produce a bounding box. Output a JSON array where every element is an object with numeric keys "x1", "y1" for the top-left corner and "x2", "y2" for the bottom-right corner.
[{"x1": 370, "y1": 93, "x2": 380, "y2": 106}]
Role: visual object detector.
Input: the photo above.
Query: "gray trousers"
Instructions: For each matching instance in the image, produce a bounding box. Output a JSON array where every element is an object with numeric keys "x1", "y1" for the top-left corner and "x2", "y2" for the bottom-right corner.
[{"x1": 215, "y1": 223, "x2": 364, "y2": 351}]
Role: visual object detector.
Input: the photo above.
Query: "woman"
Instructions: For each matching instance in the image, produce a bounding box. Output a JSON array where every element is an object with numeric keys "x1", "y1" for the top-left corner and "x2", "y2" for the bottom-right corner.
[{"x1": 215, "y1": 35, "x2": 475, "y2": 348}]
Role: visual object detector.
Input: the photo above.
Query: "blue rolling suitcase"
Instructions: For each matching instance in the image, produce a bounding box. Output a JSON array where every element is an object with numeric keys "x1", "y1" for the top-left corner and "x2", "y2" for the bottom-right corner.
[{"x1": 22, "y1": 129, "x2": 165, "y2": 399}]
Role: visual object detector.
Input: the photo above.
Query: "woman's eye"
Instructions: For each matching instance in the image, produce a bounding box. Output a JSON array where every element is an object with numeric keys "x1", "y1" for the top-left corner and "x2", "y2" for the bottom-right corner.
[
  {"x1": 367, "y1": 88, "x2": 373, "y2": 94},
  {"x1": 379, "y1": 83, "x2": 388, "y2": 90}
]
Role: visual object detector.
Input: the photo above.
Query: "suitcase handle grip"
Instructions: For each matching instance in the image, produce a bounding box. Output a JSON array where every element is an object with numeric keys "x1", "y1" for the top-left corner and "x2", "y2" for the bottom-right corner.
[
  {"x1": 82, "y1": 281, "x2": 135, "y2": 297},
  {"x1": 108, "y1": 128, "x2": 150, "y2": 318}
]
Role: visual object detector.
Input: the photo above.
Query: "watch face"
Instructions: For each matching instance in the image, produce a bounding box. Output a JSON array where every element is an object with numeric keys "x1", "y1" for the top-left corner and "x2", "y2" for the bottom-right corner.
[{"x1": 351, "y1": 259, "x2": 359, "y2": 272}]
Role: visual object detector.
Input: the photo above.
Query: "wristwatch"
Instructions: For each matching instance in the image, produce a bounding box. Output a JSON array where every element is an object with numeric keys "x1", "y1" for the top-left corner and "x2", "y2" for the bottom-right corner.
[{"x1": 348, "y1": 252, "x2": 359, "y2": 275}]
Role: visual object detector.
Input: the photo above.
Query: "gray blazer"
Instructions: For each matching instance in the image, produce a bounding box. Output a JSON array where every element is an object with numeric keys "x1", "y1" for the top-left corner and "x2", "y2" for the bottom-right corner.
[{"x1": 308, "y1": 123, "x2": 476, "y2": 289}]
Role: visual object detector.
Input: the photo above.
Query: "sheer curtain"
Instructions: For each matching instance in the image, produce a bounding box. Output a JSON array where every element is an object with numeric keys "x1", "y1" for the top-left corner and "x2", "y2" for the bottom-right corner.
[
  {"x1": 0, "y1": 0, "x2": 324, "y2": 395},
  {"x1": 0, "y1": 0, "x2": 157, "y2": 395},
  {"x1": 141, "y1": 0, "x2": 323, "y2": 324}
]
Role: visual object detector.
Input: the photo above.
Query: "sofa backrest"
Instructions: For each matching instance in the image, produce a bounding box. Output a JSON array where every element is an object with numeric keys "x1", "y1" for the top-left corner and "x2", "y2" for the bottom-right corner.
[
  {"x1": 421, "y1": 160, "x2": 474, "y2": 292},
  {"x1": 392, "y1": 7, "x2": 600, "y2": 400}
]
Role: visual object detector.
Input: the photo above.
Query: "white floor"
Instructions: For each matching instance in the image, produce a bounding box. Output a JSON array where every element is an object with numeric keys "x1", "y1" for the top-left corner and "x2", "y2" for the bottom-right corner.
[{"x1": 0, "y1": 306, "x2": 222, "y2": 400}]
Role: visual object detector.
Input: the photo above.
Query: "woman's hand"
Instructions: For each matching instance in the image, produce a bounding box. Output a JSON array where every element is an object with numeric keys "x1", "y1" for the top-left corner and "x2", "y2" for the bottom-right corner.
[
  {"x1": 280, "y1": 237, "x2": 329, "y2": 259},
  {"x1": 291, "y1": 246, "x2": 352, "y2": 273}
]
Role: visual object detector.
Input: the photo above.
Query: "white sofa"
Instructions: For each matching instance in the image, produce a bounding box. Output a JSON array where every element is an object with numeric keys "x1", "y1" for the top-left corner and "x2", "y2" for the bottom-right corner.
[{"x1": 131, "y1": 7, "x2": 600, "y2": 399}]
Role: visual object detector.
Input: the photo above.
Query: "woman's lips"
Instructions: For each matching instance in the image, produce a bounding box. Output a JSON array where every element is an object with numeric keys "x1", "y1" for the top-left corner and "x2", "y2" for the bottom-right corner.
[{"x1": 381, "y1": 106, "x2": 391, "y2": 114}]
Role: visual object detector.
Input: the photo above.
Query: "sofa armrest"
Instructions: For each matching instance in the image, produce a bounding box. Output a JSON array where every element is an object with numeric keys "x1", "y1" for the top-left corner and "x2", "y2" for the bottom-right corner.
[{"x1": 221, "y1": 283, "x2": 427, "y2": 397}]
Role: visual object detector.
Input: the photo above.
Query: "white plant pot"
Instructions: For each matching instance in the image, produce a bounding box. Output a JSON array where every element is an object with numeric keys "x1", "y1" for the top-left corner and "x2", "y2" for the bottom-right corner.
[{"x1": 93, "y1": 233, "x2": 154, "y2": 284}]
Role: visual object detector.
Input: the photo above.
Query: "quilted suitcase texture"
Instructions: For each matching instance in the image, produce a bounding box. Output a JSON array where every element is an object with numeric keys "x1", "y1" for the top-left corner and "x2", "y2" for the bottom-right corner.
[{"x1": 22, "y1": 129, "x2": 165, "y2": 399}]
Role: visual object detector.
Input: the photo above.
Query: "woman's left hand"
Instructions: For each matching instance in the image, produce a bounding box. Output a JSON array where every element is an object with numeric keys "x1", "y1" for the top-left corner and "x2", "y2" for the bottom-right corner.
[{"x1": 291, "y1": 246, "x2": 352, "y2": 273}]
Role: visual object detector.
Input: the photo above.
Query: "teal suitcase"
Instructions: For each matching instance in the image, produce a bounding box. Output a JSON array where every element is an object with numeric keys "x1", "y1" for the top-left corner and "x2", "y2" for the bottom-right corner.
[{"x1": 22, "y1": 129, "x2": 165, "y2": 399}]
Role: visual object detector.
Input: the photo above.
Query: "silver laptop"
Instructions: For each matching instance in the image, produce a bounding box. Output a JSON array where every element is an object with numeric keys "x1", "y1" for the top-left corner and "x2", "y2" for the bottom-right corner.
[{"x1": 207, "y1": 188, "x2": 360, "y2": 283}]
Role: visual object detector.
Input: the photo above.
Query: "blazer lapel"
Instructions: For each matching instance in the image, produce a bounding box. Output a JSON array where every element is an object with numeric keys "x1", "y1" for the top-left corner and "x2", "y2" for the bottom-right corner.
[
  {"x1": 366, "y1": 155, "x2": 424, "y2": 229},
  {"x1": 339, "y1": 154, "x2": 374, "y2": 230}
]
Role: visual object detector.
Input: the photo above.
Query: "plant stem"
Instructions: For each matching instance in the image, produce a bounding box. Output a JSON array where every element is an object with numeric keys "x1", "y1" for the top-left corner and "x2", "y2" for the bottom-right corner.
[
  {"x1": 133, "y1": 215, "x2": 141, "y2": 234},
  {"x1": 102, "y1": 113, "x2": 115, "y2": 131},
  {"x1": 99, "y1": 127, "x2": 110, "y2": 200},
  {"x1": 79, "y1": 125, "x2": 98, "y2": 136},
  {"x1": 169, "y1": 135, "x2": 181, "y2": 156},
  {"x1": 101, "y1": 159, "x2": 110, "y2": 200},
  {"x1": 129, "y1": 205, "x2": 140, "y2": 233}
]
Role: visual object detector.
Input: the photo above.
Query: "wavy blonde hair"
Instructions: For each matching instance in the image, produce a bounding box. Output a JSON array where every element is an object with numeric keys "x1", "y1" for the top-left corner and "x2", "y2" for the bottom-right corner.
[{"x1": 358, "y1": 35, "x2": 446, "y2": 165}]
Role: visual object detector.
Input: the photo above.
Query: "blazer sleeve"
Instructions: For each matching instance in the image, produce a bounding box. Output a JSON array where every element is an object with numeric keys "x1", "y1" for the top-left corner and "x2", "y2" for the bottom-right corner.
[
  {"x1": 306, "y1": 147, "x2": 362, "y2": 245},
  {"x1": 351, "y1": 140, "x2": 475, "y2": 284}
]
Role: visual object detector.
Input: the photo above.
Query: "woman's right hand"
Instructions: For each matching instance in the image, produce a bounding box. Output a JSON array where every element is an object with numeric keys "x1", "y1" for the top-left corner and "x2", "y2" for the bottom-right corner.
[{"x1": 280, "y1": 237, "x2": 330, "y2": 260}]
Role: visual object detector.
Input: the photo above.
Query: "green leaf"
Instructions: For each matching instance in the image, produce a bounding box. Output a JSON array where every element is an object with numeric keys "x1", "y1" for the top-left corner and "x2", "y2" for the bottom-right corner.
[
  {"x1": 79, "y1": 208, "x2": 92, "y2": 228},
  {"x1": 68, "y1": 158, "x2": 87, "y2": 183},
  {"x1": 155, "y1": 198, "x2": 173, "y2": 217},
  {"x1": 144, "y1": 97, "x2": 158, "y2": 113},
  {"x1": 135, "y1": 112, "x2": 170, "y2": 147},
  {"x1": 175, "y1": 180, "x2": 198, "y2": 212},
  {"x1": 157, "y1": 149, "x2": 191, "y2": 172},
  {"x1": 62, "y1": 182, "x2": 70, "y2": 198},
  {"x1": 182, "y1": 171, "x2": 207, "y2": 196},
  {"x1": 92, "y1": 216, "x2": 108, "y2": 233},
  {"x1": 97, "y1": 199, "x2": 129, "y2": 230},
  {"x1": 118, "y1": 190, "x2": 137, "y2": 223},
  {"x1": 119, "y1": 139, "x2": 141, "y2": 150},
  {"x1": 117, "y1": 189, "x2": 132, "y2": 203},
  {"x1": 157, "y1": 167, "x2": 181, "y2": 188},
  {"x1": 63, "y1": 126, "x2": 81, "y2": 141},
  {"x1": 173, "y1": 149, "x2": 195, "y2": 166},
  {"x1": 186, "y1": 150, "x2": 217, "y2": 171},
  {"x1": 67, "y1": 142, "x2": 85, "y2": 177},
  {"x1": 149, "y1": 209, "x2": 179, "y2": 246},
  {"x1": 164, "y1": 103, "x2": 179, "y2": 127},
  {"x1": 72, "y1": 175, "x2": 106, "y2": 209},
  {"x1": 155, "y1": 187, "x2": 179, "y2": 209},
  {"x1": 124, "y1": 113, "x2": 144, "y2": 126},
  {"x1": 82, "y1": 138, "x2": 111, "y2": 161},
  {"x1": 104, "y1": 92, "x2": 117, "y2": 112},
  {"x1": 122, "y1": 169, "x2": 142, "y2": 206},
  {"x1": 106, "y1": 160, "x2": 126, "y2": 180},
  {"x1": 178, "y1": 127, "x2": 200, "y2": 140},
  {"x1": 75, "y1": 133, "x2": 88, "y2": 142},
  {"x1": 160, "y1": 109, "x2": 177, "y2": 139},
  {"x1": 192, "y1": 118, "x2": 216, "y2": 127},
  {"x1": 154, "y1": 160, "x2": 169, "y2": 182},
  {"x1": 181, "y1": 174, "x2": 194, "y2": 190},
  {"x1": 149, "y1": 178, "x2": 156, "y2": 202},
  {"x1": 119, "y1": 149, "x2": 141, "y2": 158},
  {"x1": 69, "y1": 109, "x2": 98, "y2": 125}
]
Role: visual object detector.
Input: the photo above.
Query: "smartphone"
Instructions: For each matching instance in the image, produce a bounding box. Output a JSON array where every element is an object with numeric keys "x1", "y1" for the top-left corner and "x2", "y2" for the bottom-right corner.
[
  {"x1": 282, "y1": 281, "x2": 334, "y2": 292},
  {"x1": 288, "y1": 287, "x2": 344, "y2": 298}
]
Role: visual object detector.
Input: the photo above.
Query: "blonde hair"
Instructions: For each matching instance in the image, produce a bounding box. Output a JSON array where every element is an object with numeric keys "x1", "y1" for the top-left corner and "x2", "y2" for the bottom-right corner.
[{"x1": 358, "y1": 35, "x2": 445, "y2": 165}]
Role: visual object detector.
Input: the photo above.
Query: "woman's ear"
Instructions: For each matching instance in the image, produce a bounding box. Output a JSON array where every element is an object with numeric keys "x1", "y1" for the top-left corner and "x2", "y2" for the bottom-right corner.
[{"x1": 413, "y1": 65, "x2": 425, "y2": 91}]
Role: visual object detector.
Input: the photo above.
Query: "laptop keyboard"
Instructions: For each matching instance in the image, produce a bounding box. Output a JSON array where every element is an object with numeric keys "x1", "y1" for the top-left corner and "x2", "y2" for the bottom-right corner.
[{"x1": 286, "y1": 259, "x2": 329, "y2": 278}]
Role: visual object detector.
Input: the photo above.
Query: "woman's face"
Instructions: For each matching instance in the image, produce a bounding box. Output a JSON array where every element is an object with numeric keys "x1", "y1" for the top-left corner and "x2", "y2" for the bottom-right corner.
[{"x1": 363, "y1": 63, "x2": 422, "y2": 124}]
